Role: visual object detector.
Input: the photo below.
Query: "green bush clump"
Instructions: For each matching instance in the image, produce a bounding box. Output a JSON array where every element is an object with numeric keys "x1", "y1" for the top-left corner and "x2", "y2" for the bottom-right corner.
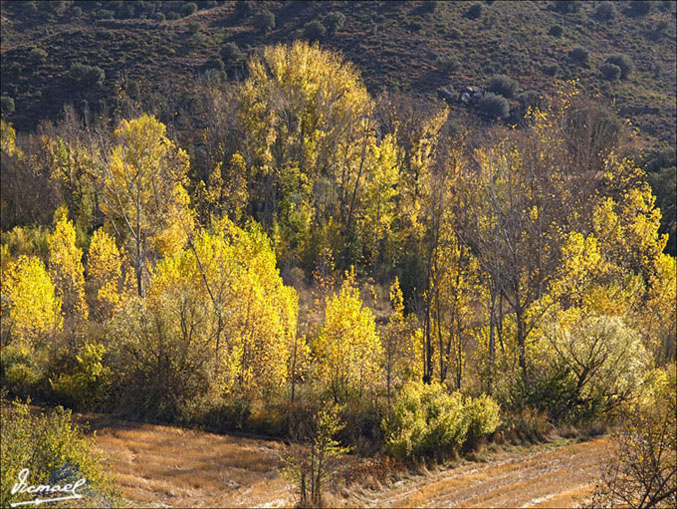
[
  {"x1": 594, "y1": 1, "x2": 616, "y2": 21},
  {"x1": 182, "y1": 2, "x2": 198, "y2": 16},
  {"x1": 221, "y1": 42, "x2": 245, "y2": 68},
  {"x1": 304, "y1": 20, "x2": 327, "y2": 41},
  {"x1": 28, "y1": 47, "x2": 48, "y2": 65},
  {"x1": 552, "y1": 0, "x2": 581, "y2": 13},
  {"x1": 1, "y1": 95, "x2": 14, "y2": 116},
  {"x1": 464, "y1": 393, "x2": 502, "y2": 447},
  {"x1": 548, "y1": 24, "x2": 563, "y2": 37},
  {"x1": 187, "y1": 21, "x2": 201, "y2": 34},
  {"x1": 382, "y1": 381, "x2": 500, "y2": 460},
  {"x1": 0, "y1": 400, "x2": 119, "y2": 508},
  {"x1": 324, "y1": 11, "x2": 345, "y2": 35},
  {"x1": 255, "y1": 10, "x2": 276, "y2": 33},
  {"x1": 208, "y1": 57, "x2": 225, "y2": 71},
  {"x1": 465, "y1": 3, "x2": 483, "y2": 19},
  {"x1": 605, "y1": 54, "x2": 633, "y2": 80},
  {"x1": 627, "y1": 0, "x2": 651, "y2": 16},
  {"x1": 477, "y1": 92, "x2": 510, "y2": 118},
  {"x1": 0, "y1": 345, "x2": 43, "y2": 400},
  {"x1": 568, "y1": 46, "x2": 589, "y2": 66},
  {"x1": 600, "y1": 63, "x2": 621, "y2": 81},
  {"x1": 49, "y1": 342, "x2": 111, "y2": 411},
  {"x1": 422, "y1": 1, "x2": 439, "y2": 14},
  {"x1": 543, "y1": 63, "x2": 559, "y2": 76},
  {"x1": 67, "y1": 63, "x2": 105, "y2": 87},
  {"x1": 437, "y1": 54, "x2": 460, "y2": 74},
  {"x1": 97, "y1": 9, "x2": 114, "y2": 19},
  {"x1": 487, "y1": 74, "x2": 518, "y2": 98}
]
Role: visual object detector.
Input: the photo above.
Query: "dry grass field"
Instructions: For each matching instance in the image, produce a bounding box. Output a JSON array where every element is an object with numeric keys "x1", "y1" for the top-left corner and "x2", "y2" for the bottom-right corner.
[{"x1": 77, "y1": 413, "x2": 612, "y2": 508}]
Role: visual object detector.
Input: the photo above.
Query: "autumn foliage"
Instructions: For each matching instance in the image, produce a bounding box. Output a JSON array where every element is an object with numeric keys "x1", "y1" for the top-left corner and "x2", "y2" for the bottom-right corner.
[{"x1": 0, "y1": 43, "x2": 675, "y2": 507}]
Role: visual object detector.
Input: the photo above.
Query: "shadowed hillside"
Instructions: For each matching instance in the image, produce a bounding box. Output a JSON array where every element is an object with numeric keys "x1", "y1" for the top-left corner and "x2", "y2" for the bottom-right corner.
[{"x1": 1, "y1": 1, "x2": 675, "y2": 146}]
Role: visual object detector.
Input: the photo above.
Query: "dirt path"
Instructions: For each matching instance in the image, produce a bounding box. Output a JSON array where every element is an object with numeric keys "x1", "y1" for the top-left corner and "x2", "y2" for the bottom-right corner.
[
  {"x1": 353, "y1": 438, "x2": 612, "y2": 508},
  {"x1": 83, "y1": 414, "x2": 611, "y2": 508}
]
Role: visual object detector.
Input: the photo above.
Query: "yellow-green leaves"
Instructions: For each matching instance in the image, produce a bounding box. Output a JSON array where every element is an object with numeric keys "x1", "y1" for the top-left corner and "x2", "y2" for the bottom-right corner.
[
  {"x1": 1, "y1": 254, "x2": 62, "y2": 349},
  {"x1": 48, "y1": 207, "x2": 87, "y2": 321},
  {"x1": 148, "y1": 219, "x2": 299, "y2": 401},
  {"x1": 98, "y1": 114, "x2": 191, "y2": 296},
  {"x1": 314, "y1": 268, "x2": 382, "y2": 400},
  {"x1": 87, "y1": 229, "x2": 124, "y2": 320}
]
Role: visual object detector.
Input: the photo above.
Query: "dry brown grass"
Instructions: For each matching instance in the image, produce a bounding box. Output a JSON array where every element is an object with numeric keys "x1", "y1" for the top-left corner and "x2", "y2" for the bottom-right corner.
[
  {"x1": 359, "y1": 437, "x2": 612, "y2": 508},
  {"x1": 78, "y1": 414, "x2": 295, "y2": 508},
  {"x1": 75, "y1": 413, "x2": 611, "y2": 508}
]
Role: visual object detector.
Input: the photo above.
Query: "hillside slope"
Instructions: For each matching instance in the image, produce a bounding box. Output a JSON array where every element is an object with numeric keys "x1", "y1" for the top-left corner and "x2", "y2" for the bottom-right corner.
[{"x1": 1, "y1": 1, "x2": 675, "y2": 146}]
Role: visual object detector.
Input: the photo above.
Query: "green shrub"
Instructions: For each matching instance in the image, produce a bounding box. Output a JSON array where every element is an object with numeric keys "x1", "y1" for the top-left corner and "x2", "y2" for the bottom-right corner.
[
  {"x1": 627, "y1": 0, "x2": 652, "y2": 16},
  {"x1": 448, "y1": 27, "x2": 462, "y2": 39},
  {"x1": 464, "y1": 393, "x2": 501, "y2": 447},
  {"x1": 487, "y1": 74, "x2": 518, "y2": 98},
  {"x1": 543, "y1": 63, "x2": 559, "y2": 76},
  {"x1": 22, "y1": 1, "x2": 38, "y2": 15},
  {"x1": 421, "y1": 1, "x2": 439, "y2": 13},
  {"x1": 236, "y1": 0, "x2": 256, "y2": 17},
  {"x1": 605, "y1": 54, "x2": 633, "y2": 79},
  {"x1": 518, "y1": 89, "x2": 542, "y2": 110},
  {"x1": 208, "y1": 57, "x2": 225, "y2": 71},
  {"x1": 221, "y1": 42, "x2": 244, "y2": 67},
  {"x1": 324, "y1": 11, "x2": 345, "y2": 35},
  {"x1": 254, "y1": 10, "x2": 276, "y2": 32},
  {"x1": 187, "y1": 21, "x2": 201, "y2": 34},
  {"x1": 548, "y1": 24, "x2": 563, "y2": 37},
  {"x1": 551, "y1": 0, "x2": 581, "y2": 13},
  {"x1": 49, "y1": 342, "x2": 111, "y2": 411},
  {"x1": 67, "y1": 63, "x2": 105, "y2": 87},
  {"x1": 166, "y1": 11, "x2": 180, "y2": 20},
  {"x1": 304, "y1": 20, "x2": 327, "y2": 41},
  {"x1": 28, "y1": 47, "x2": 48, "y2": 65},
  {"x1": 437, "y1": 54, "x2": 460, "y2": 74},
  {"x1": 0, "y1": 345, "x2": 43, "y2": 400},
  {"x1": 594, "y1": 1, "x2": 616, "y2": 21},
  {"x1": 568, "y1": 46, "x2": 589, "y2": 66},
  {"x1": 182, "y1": 2, "x2": 198, "y2": 16},
  {"x1": 600, "y1": 63, "x2": 621, "y2": 81},
  {"x1": 97, "y1": 9, "x2": 114, "y2": 19},
  {"x1": 465, "y1": 3, "x2": 483, "y2": 19},
  {"x1": 0, "y1": 400, "x2": 119, "y2": 508},
  {"x1": 1, "y1": 95, "x2": 14, "y2": 116},
  {"x1": 382, "y1": 381, "x2": 500, "y2": 460},
  {"x1": 126, "y1": 80, "x2": 139, "y2": 99},
  {"x1": 154, "y1": 11, "x2": 165, "y2": 22},
  {"x1": 477, "y1": 92, "x2": 509, "y2": 119}
]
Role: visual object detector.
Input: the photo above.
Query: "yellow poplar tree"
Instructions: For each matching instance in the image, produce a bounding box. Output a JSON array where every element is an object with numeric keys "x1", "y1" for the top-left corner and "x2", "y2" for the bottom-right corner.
[
  {"x1": 87, "y1": 229, "x2": 124, "y2": 320},
  {"x1": 149, "y1": 219, "x2": 299, "y2": 401},
  {"x1": 48, "y1": 207, "x2": 88, "y2": 322},
  {"x1": 382, "y1": 277, "x2": 422, "y2": 409},
  {"x1": 315, "y1": 268, "x2": 383, "y2": 401},
  {"x1": 1, "y1": 253, "x2": 62, "y2": 349},
  {"x1": 97, "y1": 114, "x2": 191, "y2": 297}
]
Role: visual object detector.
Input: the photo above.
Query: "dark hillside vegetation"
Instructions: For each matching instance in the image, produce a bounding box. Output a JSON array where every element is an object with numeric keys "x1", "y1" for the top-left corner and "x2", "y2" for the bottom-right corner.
[{"x1": 1, "y1": 1, "x2": 675, "y2": 145}]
